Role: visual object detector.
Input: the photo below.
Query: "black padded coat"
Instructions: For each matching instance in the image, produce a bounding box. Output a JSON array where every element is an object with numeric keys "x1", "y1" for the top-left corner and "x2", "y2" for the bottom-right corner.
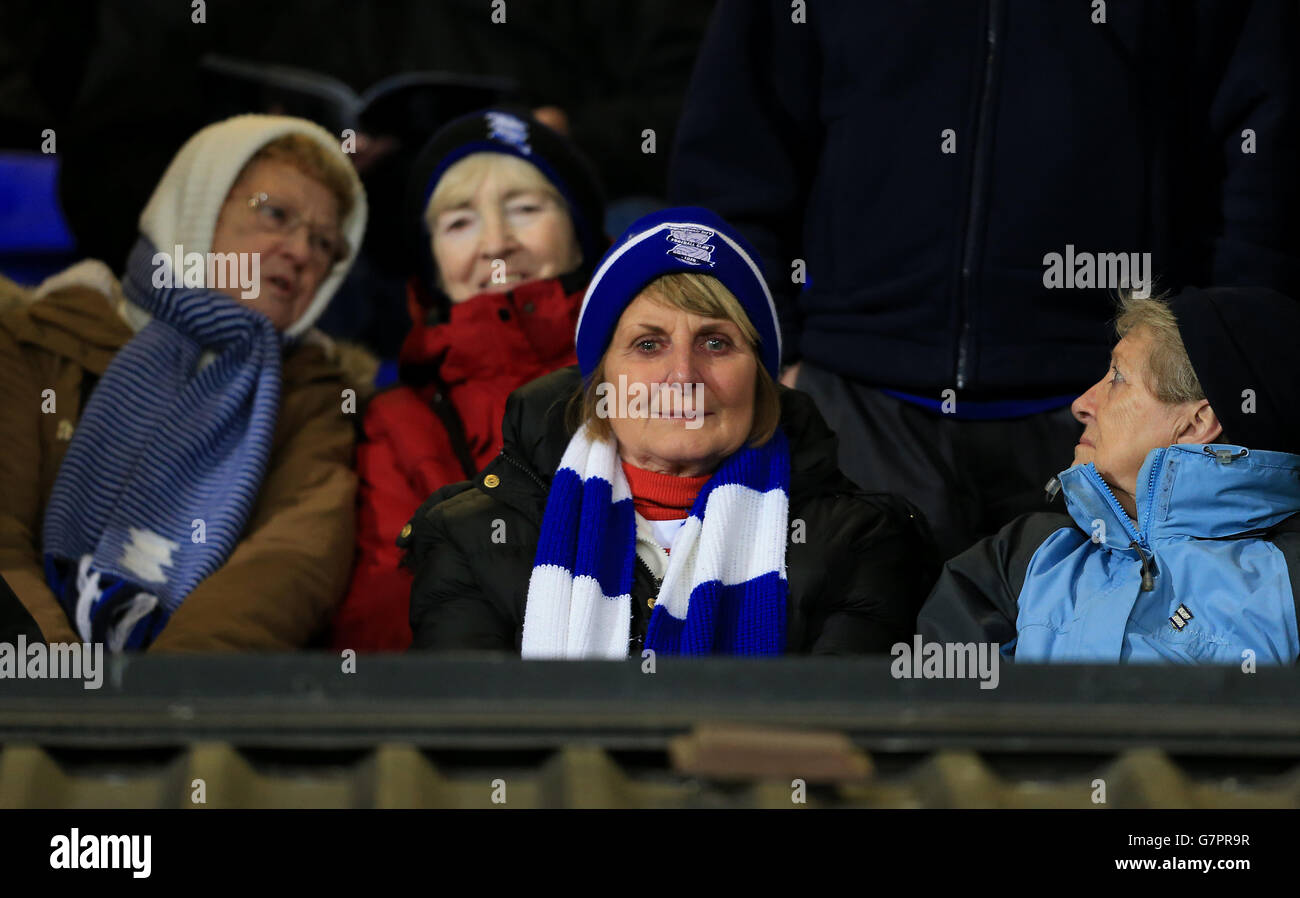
[{"x1": 402, "y1": 367, "x2": 938, "y2": 654}]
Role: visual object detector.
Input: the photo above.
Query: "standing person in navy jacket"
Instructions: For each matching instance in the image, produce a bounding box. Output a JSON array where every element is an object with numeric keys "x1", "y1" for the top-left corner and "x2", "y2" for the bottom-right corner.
[
  {"x1": 331, "y1": 109, "x2": 606, "y2": 652},
  {"x1": 669, "y1": 0, "x2": 1300, "y2": 560}
]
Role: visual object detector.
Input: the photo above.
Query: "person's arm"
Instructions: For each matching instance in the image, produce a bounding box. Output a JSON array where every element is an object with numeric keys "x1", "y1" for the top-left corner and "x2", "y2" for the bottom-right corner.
[
  {"x1": 805, "y1": 494, "x2": 939, "y2": 655},
  {"x1": 147, "y1": 372, "x2": 357, "y2": 652},
  {"x1": 917, "y1": 512, "x2": 1074, "y2": 649},
  {"x1": 1196, "y1": 0, "x2": 1300, "y2": 295},
  {"x1": 332, "y1": 390, "x2": 471, "y2": 652},
  {"x1": 405, "y1": 488, "x2": 516, "y2": 652},
  {"x1": 331, "y1": 436, "x2": 418, "y2": 653},
  {"x1": 0, "y1": 325, "x2": 79, "y2": 644},
  {"x1": 668, "y1": 0, "x2": 821, "y2": 365}
]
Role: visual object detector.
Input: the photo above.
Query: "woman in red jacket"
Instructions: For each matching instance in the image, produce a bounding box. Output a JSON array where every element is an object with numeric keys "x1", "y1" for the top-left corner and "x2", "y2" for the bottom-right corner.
[{"x1": 333, "y1": 108, "x2": 606, "y2": 651}]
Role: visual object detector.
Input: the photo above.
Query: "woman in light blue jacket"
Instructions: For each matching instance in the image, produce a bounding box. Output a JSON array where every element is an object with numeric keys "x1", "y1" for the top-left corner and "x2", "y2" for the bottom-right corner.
[{"x1": 919, "y1": 286, "x2": 1300, "y2": 664}]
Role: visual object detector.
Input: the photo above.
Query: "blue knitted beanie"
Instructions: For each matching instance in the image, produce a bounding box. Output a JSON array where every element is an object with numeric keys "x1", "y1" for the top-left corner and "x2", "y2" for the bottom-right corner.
[{"x1": 575, "y1": 206, "x2": 781, "y2": 379}]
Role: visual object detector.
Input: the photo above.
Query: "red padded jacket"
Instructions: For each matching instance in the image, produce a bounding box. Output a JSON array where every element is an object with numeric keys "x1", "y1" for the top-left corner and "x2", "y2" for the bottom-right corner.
[{"x1": 332, "y1": 275, "x2": 584, "y2": 651}]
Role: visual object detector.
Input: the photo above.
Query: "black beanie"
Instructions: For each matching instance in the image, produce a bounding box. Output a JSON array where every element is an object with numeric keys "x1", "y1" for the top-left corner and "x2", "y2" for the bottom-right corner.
[
  {"x1": 405, "y1": 107, "x2": 606, "y2": 308},
  {"x1": 1167, "y1": 286, "x2": 1300, "y2": 455}
]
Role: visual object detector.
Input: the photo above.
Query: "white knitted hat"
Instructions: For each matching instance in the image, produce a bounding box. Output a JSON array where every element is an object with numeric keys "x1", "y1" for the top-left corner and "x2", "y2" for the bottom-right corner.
[{"x1": 137, "y1": 114, "x2": 367, "y2": 338}]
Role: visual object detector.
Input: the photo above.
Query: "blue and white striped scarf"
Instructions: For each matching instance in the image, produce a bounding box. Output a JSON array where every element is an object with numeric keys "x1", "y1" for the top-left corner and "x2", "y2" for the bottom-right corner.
[
  {"x1": 41, "y1": 237, "x2": 284, "y2": 650},
  {"x1": 522, "y1": 424, "x2": 791, "y2": 658}
]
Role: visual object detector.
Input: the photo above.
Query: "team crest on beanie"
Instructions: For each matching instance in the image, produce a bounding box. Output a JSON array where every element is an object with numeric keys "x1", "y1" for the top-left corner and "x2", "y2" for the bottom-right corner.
[
  {"x1": 484, "y1": 111, "x2": 532, "y2": 155},
  {"x1": 576, "y1": 206, "x2": 781, "y2": 380},
  {"x1": 665, "y1": 226, "x2": 717, "y2": 267}
]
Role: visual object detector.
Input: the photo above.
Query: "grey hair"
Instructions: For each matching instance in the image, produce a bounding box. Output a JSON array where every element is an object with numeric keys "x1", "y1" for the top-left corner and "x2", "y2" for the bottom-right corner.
[{"x1": 1114, "y1": 289, "x2": 1205, "y2": 405}]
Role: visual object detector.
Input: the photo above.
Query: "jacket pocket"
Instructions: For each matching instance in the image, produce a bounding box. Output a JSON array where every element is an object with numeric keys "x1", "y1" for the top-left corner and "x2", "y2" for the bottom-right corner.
[{"x1": 1143, "y1": 619, "x2": 1231, "y2": 663}]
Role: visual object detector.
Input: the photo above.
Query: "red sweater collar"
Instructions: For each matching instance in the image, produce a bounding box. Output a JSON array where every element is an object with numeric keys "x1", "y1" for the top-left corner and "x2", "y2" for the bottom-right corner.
[{"x1": 621, "y1": 461, "x2": 709, "y2": 521}]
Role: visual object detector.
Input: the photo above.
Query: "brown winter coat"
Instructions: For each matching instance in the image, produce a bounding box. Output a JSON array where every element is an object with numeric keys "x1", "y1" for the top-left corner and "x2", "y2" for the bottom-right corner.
[{"x1": 0, "y1": 275, "x2": 357, "y2": 650}]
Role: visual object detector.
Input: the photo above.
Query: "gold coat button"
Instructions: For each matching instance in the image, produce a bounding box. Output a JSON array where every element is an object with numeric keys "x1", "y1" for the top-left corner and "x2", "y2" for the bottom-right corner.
[
  {"x1": 647, "y1": 597, "x2": 657, "y2": 609},
  {"x1": 399, "y1": 523, "x2": 412, "y2": 539},
  {"x1": 483, "y1": 474, "x2": 501, "y2": 488}
]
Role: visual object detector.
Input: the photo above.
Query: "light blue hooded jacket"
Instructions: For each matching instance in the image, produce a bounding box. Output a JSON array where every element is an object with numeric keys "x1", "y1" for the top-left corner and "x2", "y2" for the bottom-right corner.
[{"x1": 920, "y1": 444, "x2": 1300, "y2": 664}]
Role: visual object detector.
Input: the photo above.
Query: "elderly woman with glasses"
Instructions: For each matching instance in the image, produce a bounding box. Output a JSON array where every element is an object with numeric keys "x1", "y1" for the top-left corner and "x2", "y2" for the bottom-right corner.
[{"x1": 0, "y1": 114, "x2": 368, "y2": 651}]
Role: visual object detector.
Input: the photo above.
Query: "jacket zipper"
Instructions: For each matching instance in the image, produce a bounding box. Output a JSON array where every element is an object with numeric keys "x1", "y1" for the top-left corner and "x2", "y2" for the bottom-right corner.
[
  {"x1": 1134, "y1": 450, "x2": 1165, "y2": 590},
  {"x1": 497, "y1": 449, "x2": 548, "y2": 492},
  {"x1": 1083, "y1": 450, "x2": 1165, "y2": 591},
  {"x1": 955, "y1": 0, "x2": 1002, "y2": 390},
  {"x1": 630, "y1": 551, "x2": 662, "y2": 649},
  {"x1": 636, "y1": 555, "x2": 662, "y2": 597}
]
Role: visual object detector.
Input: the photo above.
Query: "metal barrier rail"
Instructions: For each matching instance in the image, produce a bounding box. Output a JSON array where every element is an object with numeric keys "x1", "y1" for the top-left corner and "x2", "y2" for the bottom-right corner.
[{"x1": 1, "y1": 655, "x2": 1297, "y2": 755}]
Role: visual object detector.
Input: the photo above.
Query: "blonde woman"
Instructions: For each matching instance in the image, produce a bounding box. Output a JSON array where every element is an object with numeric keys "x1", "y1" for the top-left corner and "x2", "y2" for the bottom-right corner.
[{"x1": 404, "y1": 208, "x2": 936, "y2": 657}]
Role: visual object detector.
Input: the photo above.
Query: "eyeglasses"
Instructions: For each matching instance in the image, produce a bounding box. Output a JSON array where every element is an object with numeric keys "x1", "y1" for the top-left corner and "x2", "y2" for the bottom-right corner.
[{"x1": 245, "y1": 193, "x2": 348, "y2": 267}]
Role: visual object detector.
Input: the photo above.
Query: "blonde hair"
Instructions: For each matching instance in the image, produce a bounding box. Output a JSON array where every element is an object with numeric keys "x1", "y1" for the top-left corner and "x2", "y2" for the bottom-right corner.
[
  {"x1": 240, "y1": 133, "x2": 356, "y2": 220},
  {"x1": 569, "y1": 271, "x2": 781, "y2": 446},
  {"x1": 424, "y1": 152, "x2": 570, "y2": 228},
  {"x1": 1114, "y1": 289, "x2": 1205, "y2": 405}
]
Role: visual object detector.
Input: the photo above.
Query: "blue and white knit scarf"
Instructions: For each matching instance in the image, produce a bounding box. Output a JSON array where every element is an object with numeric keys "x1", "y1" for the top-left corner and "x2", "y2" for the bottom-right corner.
[
  {"x1": 522, "y1": 424, "x2": 791, "y2": 658},
  {"x1": 41, "y1": 237, "x2": 284, "y2": 650}
]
